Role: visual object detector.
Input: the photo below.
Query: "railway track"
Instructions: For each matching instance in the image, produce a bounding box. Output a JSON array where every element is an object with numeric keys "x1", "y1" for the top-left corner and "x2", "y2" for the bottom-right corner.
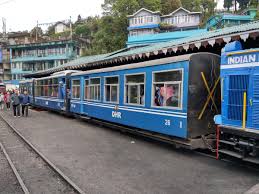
[{"x1": 0, "y1": 114, "x2": 85, "y2": 194}]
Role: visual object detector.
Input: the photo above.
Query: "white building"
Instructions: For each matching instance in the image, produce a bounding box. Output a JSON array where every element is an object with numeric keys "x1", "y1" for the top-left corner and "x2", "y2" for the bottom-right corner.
[
  {"x1": 161, "y1": 7, "x2": 201, "y2": 29},
  {"x1": 54, "y1": 22, "x2": 69, "y2": 34},
  {"x1": 128, "y1": 8, "x2": 161, "y2": 37},
  {"x1": 127, "y1": 7, "x2": 202, "y2": 37}
]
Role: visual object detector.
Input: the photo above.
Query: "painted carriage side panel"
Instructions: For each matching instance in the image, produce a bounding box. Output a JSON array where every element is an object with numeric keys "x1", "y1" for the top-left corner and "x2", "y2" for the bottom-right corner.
[
  {"x1": 76, "y1": 60, "x2": 188, "y2": 138},
  {"x1": 187, "y1": 54, "x2": 220, "y2": 138}
]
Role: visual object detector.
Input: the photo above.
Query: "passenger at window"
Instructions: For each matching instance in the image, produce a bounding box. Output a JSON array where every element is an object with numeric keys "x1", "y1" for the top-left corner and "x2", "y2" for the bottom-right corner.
[{"x1": 154, "y1": 87, "x2": 163, "y2": 106}]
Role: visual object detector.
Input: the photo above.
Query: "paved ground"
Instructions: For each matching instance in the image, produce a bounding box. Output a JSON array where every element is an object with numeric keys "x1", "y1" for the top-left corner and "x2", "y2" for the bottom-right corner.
[{"x1": 1, "y1": 109, "x2": 259, "y2": 194}]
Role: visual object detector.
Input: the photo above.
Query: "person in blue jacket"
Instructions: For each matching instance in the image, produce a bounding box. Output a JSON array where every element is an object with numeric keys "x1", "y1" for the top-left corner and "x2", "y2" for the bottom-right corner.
[{"x1": 20, "y1": 90, "x2": 30, "y2": 117}]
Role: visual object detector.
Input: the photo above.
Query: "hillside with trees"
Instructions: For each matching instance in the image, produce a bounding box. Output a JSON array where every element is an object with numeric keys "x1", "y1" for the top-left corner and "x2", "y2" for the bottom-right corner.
[{"x1": 46, "y1": 0, "x2": 258, "y2": 56}]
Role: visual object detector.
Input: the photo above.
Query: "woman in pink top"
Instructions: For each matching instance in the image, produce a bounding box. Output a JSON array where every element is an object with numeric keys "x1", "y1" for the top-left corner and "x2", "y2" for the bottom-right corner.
[{"x1": 4, "y1": 91, "x2": 11, "y2": 110}]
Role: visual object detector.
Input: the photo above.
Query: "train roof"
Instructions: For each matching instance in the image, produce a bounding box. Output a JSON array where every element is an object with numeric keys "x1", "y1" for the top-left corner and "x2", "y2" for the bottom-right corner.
[
  {"x1": 19, "y1": 79, "x2": 33, "y2": 83},
  {"x1": 226, "y1": 48, "x2": 259, "y2": 56},
  {"x1": 51, "y1": 70, "x2": 81, "y2": 76},
  {"x1": 71, "y1": 52, "x2": 219, "y2": 77}
]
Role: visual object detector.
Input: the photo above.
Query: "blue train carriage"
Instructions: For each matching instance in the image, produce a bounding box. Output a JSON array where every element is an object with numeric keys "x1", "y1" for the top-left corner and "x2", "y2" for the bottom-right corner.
[
  {"x1": 215, "y1": 41, "x2": 259, "y2": 163},
  {"x1": 32, "y1": 70, "x2": 80, "y2": 111},
  {"x1": 70, "y1": 53, "x2": 220, "y2": 149}
]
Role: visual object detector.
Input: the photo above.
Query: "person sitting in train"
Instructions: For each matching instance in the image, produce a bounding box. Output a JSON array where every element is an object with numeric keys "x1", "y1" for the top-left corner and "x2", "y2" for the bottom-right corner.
[
  {"x1": 155, "y1": 86, "x2": 178, "y2": 107},
  {"x1": 154, "y1": 87, "x2": 164, "y2": 106}
]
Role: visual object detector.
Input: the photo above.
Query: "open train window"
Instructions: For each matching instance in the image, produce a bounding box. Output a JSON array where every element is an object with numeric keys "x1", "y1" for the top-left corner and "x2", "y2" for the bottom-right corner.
[
  {"x1": 84, "y1": 79, "x2": 89, "y2": 100},
  {"x1": 125, "y1": 73, "x2": 145, "y2": 106},
  {"x1": 105, "y1": 76, "x2": 119, "y2": 104},
  {"x1": 72, "y1": 79, "x2": 80, "y2": 99},
  {"x1": 51, "y1": 78, "x2": 59, "y2": 98},
  {"x1": 87, "y1": 77, "x2": 101, "y2": 101},
  {"x1": 152, "y1": 69, "x2": 183, "y2": 109}
]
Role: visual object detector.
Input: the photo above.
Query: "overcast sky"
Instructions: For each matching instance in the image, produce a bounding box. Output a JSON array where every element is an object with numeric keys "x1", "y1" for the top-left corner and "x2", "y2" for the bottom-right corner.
[
  {"x1": 0, "y1": 0, "x2": 104, "y2": 32},
  {"x1": 0, "y1": 0, "x2": 223, "y2": 32}
]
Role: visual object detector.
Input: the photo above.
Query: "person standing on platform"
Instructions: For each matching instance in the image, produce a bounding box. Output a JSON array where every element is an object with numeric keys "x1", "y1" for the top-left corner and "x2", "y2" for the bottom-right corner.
[
  {"x1": 4, "y1": 91, "x2": 11, "y2": 110},
  {"x1": 20, "y1": 90, "x2": 30, "y2": 117},
  {"x1": 11, "y1": 90, "x2": 21, "y2": 117},
  {"x1": 0, "y1": 92, "x2": 4, "y2": 110}
]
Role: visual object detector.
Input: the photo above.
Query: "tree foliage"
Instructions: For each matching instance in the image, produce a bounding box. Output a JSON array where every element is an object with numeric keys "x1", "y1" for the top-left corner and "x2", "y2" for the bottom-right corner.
[
  {"x1": 223, "y1": 0, "x2": 233, "y2": 10},
  {"x1": 30, "y1": 26, "x2": 43, "y2": 38},
  {"x1": 77, "y1": 0, "x2": 215, "y2": 56},
  {"x1": 161, "y1": 0, "x2": 181, "y2": 15}
]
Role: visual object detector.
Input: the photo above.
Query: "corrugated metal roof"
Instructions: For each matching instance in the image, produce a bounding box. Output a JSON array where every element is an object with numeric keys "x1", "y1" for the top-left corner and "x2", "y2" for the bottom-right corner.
[{"x1": 25, "y1": 20, "x2": 259, "y2": 77}]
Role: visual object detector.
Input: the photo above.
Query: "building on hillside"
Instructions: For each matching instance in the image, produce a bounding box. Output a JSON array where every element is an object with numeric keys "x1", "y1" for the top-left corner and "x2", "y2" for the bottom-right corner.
[
  {"x1": 127, "y1": 8, "x2": 161, "y2": 37},
  {"x1": 127, "y1": 7, "x2": 202, "y2": 47},
  {"x1": 127, "y1": 7, "x2": 202, "y2": 37},
  {"x1": 160, "y1": 7, "x2": 201, "y2": 31},
  {"x1": 8, "y1": 32, "x2": 30, "y2": 45},
  {"x1": 54, "y1": 21, "x2": 70, "y2": 34},
  {"x1": 0, "y1": 48, "x2": 11, "y2": 82},
  {"x1": 8, "y1": 39, "x2": 79, "y2": 84},
  {"x1": 206, "y1": 8, "x2": 256, "y2": 30},
  {"x1": 0, "y1": 41, "x2": 11, "y2": 83}
]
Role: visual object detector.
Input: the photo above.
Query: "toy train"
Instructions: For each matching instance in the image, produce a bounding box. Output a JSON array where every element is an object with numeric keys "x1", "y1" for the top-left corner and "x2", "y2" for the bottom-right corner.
[
  {"x1": 20, "y1": 53, "x2": 221, "y2": 150},
  {"x1": 19, "y1": 41, "x2": 259, "y2": 163}
]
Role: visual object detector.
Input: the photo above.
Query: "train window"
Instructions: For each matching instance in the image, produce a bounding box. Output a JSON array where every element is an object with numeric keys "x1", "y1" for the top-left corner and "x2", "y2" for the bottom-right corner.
[
  {"x1": 105, "y1": 76, "x2": 119, "y2": 103},
  {"x1": 43, "y1": 79, "x2": 49, "y2": 96},
  {"x1": 125, "y1": 74, "x2": 145, "y2": 105},
  {"x1": 88, "y1": 78, "x2": 101, "y2": 101},
  {"x1": 84, "y1": 79, "x2": 90, "y2": 100},
  {"x1": 153, "y1": 70, "x2": 182, "y2": 109},
  {"x1": 48, "y1": 79, "x2": 52, "y2": 96},
  {"x1": 72, "y1": 79, "x2": 80, "y2": 99},
  {"x1": 51, "y1": 78, "x2": 59, "y2": 98}
]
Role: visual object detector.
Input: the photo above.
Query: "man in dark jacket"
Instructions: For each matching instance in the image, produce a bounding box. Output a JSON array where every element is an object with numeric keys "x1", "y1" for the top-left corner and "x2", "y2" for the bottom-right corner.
[
  {"x1": 20, "y1": 90, "x2": 30, "y2": 117},
  {"x1": 11, "y1": 90, "x2": 21, "y2": 117}
]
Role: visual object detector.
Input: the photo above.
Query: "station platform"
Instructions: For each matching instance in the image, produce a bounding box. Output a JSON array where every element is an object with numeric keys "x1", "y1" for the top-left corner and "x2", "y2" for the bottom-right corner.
[{"x1": 0, "y1": 109, "x2": 259, "y2": 194}]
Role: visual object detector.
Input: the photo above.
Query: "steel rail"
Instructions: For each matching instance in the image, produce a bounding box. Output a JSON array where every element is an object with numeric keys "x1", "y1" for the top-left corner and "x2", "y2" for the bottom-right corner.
[
  {"x1": 0, "y1": 113, "x2": 86, "y2": 194},
  {"x1": 0, "y1": 142, "x2": 30, "y2": 194}
]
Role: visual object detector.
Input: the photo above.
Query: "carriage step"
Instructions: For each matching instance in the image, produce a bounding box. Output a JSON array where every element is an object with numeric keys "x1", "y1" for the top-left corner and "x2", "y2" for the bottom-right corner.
[
  {"x1": 79, "y1": 116, "x2": 91, "y2": 120},
  {"x1": 243, "y1": 157, "x2": 259, "y2": 164},
  {"x1": 219, "y1": 140, "x2": 235, "y2": 146},
  {"x1": 218, "y1": 149, "x2": 243, "y2": 159}
]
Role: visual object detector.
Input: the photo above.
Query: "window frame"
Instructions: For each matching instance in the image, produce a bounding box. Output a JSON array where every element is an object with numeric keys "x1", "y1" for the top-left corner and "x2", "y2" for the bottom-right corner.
[
  {"x1": 124, "y1": 72, "x2": 146, "y2": 107},
  {"x1": 84, "y1": 78, "x2": 89, "y2": 101},
  {"x1": 71, "y1": 79, "x2": 81, "y2": 100},
  {"x1": 85, "y1": 77, "x2": 101, "y2": 102},
  {"x1": 50, "y1": 78, "x2": 59, "y2": 98},
  {"x1": 151, "y1": 68, "x2": 184, "y2": 110},
  {"x1": 104, "y1": 75, "x2": 120, "y2": 104}
]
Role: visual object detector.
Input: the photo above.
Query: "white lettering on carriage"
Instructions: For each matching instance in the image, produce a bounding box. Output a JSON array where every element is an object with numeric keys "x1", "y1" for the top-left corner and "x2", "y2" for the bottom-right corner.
[
  {"x1": 112, "y1": 111, "x2": 122, "y2": 119},
  {"x1": 228, "y1": 54, "x2": 256, "y2": 65}
]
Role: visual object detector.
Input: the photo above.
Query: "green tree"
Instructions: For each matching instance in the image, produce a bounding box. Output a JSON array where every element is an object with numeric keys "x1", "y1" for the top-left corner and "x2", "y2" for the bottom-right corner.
[
  {"x1": 223, "y1": 0, "x2": 233, "y2": 10},
  {"x1": 138, "y1": 0, "x2": 161, "y2": 11},
  {"x1": 30, "y1": 26, "x2": 43, "y2": 38},
  {"x1": 181, "y1": 0, "x2": 201, "y2": 11},
  {"x1": 161, "y1": 0, "x2": 181, "y2": 14},
  {"x1": 198, "y1": 0, "x2": 217, "y2": 26},
  {"x1": 75, "y1": 24, "x2": 91, "y2": 37},
  {"x1": 237, "y1": 0, "x2": 250, "y2": 10},
  {"x1": 46, "y1": 25, "x2": 55, "y2": 36}
]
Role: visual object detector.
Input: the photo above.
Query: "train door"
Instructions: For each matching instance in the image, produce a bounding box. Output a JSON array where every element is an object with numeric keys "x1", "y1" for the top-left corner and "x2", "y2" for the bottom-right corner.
[
  {"x1": 65, "y1": 75, "x2": 71, "y2": 112},
  {"x1": 32, "y1": 80, "x2": 35, "y2": 104},
  {"x1": 248, "y1": 73, "x2": 259, "y2": 129},
  {"x1": 223, "y1": 71, "x2": 250, "y2": 127}
]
